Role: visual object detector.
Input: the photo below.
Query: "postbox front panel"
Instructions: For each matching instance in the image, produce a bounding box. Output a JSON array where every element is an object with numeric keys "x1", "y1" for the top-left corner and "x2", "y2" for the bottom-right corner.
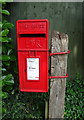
[{"x1": 16, "y1": 20, "x2": 49, "y2": 92}]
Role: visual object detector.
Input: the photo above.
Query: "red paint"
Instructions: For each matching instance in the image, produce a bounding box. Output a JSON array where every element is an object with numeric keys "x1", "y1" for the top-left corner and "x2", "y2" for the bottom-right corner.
[
  {"x1": 16, "y1": 19, "x2": 49, "y2": 92},
  {"x1": 49, "y1": 74, "x2": 69, "y2": 79},
  {"x1": 50, "y1": 50, "x2": 70, "y2": 56},
  {"x1": 49, "y1": 50, "x2": 70, "y2": 79}
]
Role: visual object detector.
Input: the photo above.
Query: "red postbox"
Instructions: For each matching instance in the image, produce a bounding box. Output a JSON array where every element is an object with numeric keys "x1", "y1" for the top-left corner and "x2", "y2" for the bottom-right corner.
[{"x1": 16, "y1": 19, "x2": 49, "y2": 92}]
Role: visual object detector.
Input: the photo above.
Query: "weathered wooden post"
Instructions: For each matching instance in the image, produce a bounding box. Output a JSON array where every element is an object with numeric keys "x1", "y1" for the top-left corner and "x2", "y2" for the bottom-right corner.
[{"x1": 49, "y1": 31, "x2": 69, "y2": 118}]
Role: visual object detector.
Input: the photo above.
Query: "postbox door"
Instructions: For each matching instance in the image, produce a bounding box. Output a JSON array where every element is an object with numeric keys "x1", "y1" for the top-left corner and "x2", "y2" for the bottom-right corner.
[{"x1": 18, "y1": 51, "x2": 48, "y2": 92}]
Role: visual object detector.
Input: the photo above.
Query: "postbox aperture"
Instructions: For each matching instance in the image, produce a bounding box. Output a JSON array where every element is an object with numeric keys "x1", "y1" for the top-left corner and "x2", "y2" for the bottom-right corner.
[{"x1": 16, "y1": 19, "x2": 49, "y2": 92}]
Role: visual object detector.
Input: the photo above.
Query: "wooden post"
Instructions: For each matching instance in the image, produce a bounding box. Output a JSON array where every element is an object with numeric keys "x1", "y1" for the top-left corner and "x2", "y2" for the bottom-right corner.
[
  {"x1": 49, "y1": 31, "x2": 69, "y2": 118},
  {"x1": 45, "y1": 101, "x2": 48, "y2": 120}
]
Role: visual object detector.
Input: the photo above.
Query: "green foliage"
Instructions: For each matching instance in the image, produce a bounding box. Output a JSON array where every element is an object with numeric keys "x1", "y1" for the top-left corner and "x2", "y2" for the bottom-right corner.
[
  {"x1": 2, "y1": 9, "x2": 10, "y2": 15},
  {"x1": 2, "y1": 20, "x2": 14, "y2": 29},
  {"x1": 0, "y1": 0, "x2": 13, "y2": 2},
  {"x1": 1, "y1": 37, "x2": 12, "y2": 42},
  {"x1": 1, "y1": 29, "x2": 9, "y2": 36},
  {"x1": 2, "y1": 92, "x2": 49, "y2": 120},
  {"x1": 0, "y1": 22, "x2": 2, "y2": 28},
  {"x1": 2, "y1": 92, "x2": 8, "y2": 99},
  {"x1": 2, "y1": 74, "x2": 14, "y2": 86},
  {"x1": 1, "y1": 3, "x2": 15, "y2": 119},
  {"x1": 64, "y1": 73, "x2": 84, "y2": 119}
]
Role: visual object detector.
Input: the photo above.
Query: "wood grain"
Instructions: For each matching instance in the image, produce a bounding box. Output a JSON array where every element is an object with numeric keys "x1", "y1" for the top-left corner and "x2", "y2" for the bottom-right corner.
[{"x1": 49, "y1": 31, "x2": 68, "y2": 118}]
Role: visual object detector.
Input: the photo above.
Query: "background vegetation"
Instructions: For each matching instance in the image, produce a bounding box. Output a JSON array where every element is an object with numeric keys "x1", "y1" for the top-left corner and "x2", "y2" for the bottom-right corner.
[
  {"x1": 1, "y1": 2, "x2": 83, "y2": 120},
  {"x1": 1, "y1": 1, "x2": 16, "y2": 115},
  {"x1": 64, "y1": 73, "x2": 84, "y2": 119}
]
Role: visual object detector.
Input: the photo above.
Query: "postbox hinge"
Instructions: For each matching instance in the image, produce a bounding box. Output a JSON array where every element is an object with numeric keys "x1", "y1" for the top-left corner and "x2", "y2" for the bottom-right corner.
[
  {"x1": 48, "y1": 74, "x2": 68, "y2": 79},
  {"x1": 49, "y1": 50, "x2": 70, "y2": 56}
]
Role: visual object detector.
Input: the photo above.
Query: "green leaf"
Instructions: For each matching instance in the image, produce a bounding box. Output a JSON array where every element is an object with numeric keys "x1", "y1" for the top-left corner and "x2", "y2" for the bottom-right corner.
[
  {"x1": 1, "y1": 37, "x2": 12, "y2": 42},
  {"x1": 2, "y1": 46, "x2": 7, "y2": 54},
  {"x1": 2, "y1": 10, "x2": 10, "y2": 15},
  {"x1": 0, "y1": 22, "x2": 2, "y2": 28},
  {"x1": 2, "y1": 107, "x2": 6, "y2": 113},
  {"x1": 2, "y1": 74, "x2": 14, "y2": 86},
  {"x1": 5, "y1": 79, "x2": 14, "y2": 85},
  {"x1": 2, "y1": 55, "x2": 10, "y2": 61},
  {"x1": 5, "y1": 74, "x2": 14, "y2": 81},
  {"x1": 2, "y1": 92, "x2": 8, "y2": 99},
  {"x1": 10, "y1": 54, "x2": 16, "y2": 61},
  {"x1": 3, "y1": 61, "x2": 10, "y2": 66},
  {"x1": 2, "y1": 22, "x2": 14, "y2": 29},
  {"x1": 1, "y1": 29, "x2": 9, "y2": 36},
  {"x1": 1, "y1": 76, "x2": 6, "y2": 81},
  {"x1": 2, "y1": 68, "x2": 6, "y2": 72},
  {"x1": 7, "y1": 49, "x2": 12, "y2": 55}
]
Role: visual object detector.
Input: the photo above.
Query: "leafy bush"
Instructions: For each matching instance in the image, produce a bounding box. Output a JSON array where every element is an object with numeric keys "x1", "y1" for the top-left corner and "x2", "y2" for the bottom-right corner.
[
  {"x1": 64, "y1": 73, "x2": 84, "y2": 119},
  {"x1": 1, "y1": 2, "x2": 16, "y2": 117},
  {"x1": 2, "y1": 92, "x2": 49, "y2": 120}
]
